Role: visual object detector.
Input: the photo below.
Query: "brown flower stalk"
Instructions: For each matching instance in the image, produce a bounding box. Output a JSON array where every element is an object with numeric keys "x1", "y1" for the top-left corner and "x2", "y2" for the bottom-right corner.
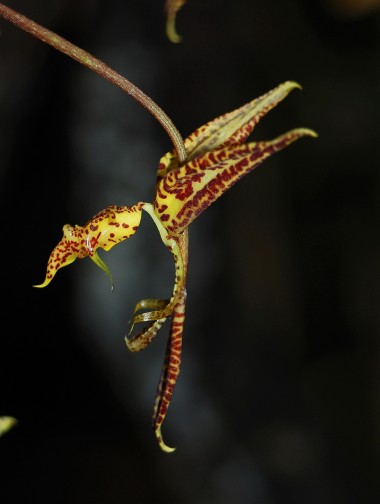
[{"x1": 0, "y1": 2, "x2": 187, "y2": 164}]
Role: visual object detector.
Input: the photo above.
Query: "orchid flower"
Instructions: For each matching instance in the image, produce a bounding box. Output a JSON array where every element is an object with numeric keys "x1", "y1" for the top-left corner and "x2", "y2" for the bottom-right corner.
[{"x1": 35, "y1": 81, "x2": 316, "y2": 451}]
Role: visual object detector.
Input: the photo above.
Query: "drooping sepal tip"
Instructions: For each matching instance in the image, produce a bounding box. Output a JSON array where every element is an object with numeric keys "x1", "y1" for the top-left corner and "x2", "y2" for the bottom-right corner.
[
  {"x1": 155, "y1": 425, "x2": 176, "y2": 453},
  {"x1": 300, "y1": 127, "x2": 318, "y2": 138},
  {"x1": 287, "y1": 80, "x2": 302, "y2": 91}
]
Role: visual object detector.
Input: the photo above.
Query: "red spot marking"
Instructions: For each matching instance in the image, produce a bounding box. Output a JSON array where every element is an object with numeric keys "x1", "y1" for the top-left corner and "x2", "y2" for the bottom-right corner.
[
  {"x1": 90, "y1": 237, "x2": 97, "y2": 247},
  {"x1": 163, "y1": 392, "x2": 172, "y2": 402},
  {"x1": 184, "y1": 165, "x2": 198, "y2": 175},
  {"x1": 156, "y1": 186, "x2": 167, "y2": 199},
  {"x1": 157, "y1": 204, "x2": 168, "y2": 214}
]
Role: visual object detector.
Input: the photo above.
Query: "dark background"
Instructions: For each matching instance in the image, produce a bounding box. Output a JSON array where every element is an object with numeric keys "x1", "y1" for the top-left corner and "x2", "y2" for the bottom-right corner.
[{"x1": 0, "y1": 0, "x2": 379, "y2": 502}]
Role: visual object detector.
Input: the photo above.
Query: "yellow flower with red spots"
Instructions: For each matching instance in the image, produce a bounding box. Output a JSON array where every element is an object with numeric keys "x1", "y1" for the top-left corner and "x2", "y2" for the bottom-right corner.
[{"x1": 36, "y1": 81, "x2": 317, "y2": 452}]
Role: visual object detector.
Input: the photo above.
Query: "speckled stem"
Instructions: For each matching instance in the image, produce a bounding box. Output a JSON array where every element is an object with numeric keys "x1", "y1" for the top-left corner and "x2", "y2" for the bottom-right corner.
[{"x1": 0, "y1": 2, "x2": 187, "y2": 165}]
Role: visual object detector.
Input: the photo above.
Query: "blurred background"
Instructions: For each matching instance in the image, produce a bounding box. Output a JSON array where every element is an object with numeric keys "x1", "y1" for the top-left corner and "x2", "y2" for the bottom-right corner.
[{"x1": 0, "y1": 0, "x2": 379, "y2": 502}]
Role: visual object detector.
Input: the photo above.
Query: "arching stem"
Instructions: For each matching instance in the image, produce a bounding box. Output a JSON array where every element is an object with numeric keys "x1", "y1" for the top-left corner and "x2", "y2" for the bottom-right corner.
[{"x1": 0, "y1": 2, "x2": 187, "y2": 165}]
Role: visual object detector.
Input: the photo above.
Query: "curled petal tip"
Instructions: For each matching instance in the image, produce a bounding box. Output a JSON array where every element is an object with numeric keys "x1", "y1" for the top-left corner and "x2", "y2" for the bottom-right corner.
[
  {"x1": 288, "y1": 80, "x2": 302, "y2": 91},
  {"x1": 275, "y1": 81, "x2": 302, "y2": 94},
  {"x1": 273, "y1": 81, "x2": 302, "y2": 94},
  {"x1": 299, "y1": 127, "x2": 319, "y2": 138}
]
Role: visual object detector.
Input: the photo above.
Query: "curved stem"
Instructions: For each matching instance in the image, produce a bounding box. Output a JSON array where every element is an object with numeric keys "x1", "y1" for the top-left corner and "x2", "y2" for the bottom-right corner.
[{"x1": 0, "y1": 2, "x2": 187, "y2": 164}]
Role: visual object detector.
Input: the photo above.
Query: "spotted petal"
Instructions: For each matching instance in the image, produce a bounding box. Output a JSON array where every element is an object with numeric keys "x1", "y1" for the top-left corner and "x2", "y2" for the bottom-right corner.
[
  {"x1": 157, "y1": 81, "x2": 307, "y2": 178},
  {"x1": 155, "y1": 128, "x2": 317, "y2": 236}
]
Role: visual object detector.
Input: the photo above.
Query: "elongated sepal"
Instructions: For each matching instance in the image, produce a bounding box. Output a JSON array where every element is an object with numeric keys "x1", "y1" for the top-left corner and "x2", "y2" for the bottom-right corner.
[
  {"x1": 157, "y1": 81, "x2": 306, "y2": 178},
  {"x1": 185, "y1": 81, "x2": 305, "y2": 158},
  {"x1": 152, "y1": 287, "x2": 187, "y2": 453},
  {"x1": 155, "y1": 128, "x2": 317, "y2": 236},
  {"x1": 34, "y1": 204, "x2": 143, "y2": 288}
]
